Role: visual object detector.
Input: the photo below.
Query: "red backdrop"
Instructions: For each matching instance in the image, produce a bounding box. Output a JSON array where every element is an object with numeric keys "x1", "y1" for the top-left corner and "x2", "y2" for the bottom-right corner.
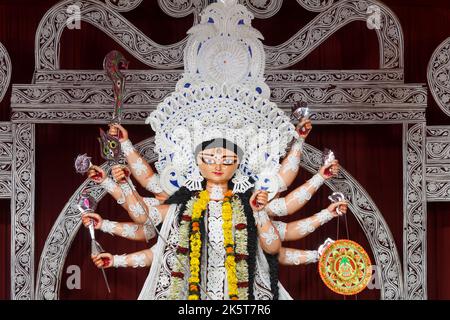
[{"x1": 1, "y1": 0, "x2": 449, "y2": 300}]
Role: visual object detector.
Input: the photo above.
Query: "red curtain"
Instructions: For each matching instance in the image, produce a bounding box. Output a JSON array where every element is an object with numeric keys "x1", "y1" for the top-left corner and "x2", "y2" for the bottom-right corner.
[{"x1": 1, "y1": 0, "x2": 450, "y2": 299}]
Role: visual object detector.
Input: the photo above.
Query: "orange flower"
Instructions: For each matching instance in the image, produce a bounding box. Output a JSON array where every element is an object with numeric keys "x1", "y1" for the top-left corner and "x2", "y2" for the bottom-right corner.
[
  {"x1": 224, "y1": 190, "x2": 233, "y2": 198},
  {"x1": 190, "y1": 285, "x2": 199, "y2": 291}
]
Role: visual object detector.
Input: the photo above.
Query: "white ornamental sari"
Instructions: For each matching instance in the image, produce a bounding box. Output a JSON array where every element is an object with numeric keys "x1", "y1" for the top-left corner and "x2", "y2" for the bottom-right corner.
[{"x1": 138, "y1": 203, "x2": 292, "y2": 300}]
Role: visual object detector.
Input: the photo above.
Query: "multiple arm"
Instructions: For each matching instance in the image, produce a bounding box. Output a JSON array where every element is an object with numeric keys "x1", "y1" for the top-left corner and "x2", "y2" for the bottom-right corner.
[
  {"x1": 92, "y1": 248, "x2": 155, "y2": 269},
  {"x1": 81, "y1": 212, "x2": 160, "y2": 242},
  {"x1": 85, "y1": 120, "x2": 345, "y2": 272},
  {"x1": 250, "y1": 191, "x2": 281, "y2": 255},
  {"x1": 108, "y1": 124, "x2": 169, "y2": 201},
  {"x1": 277, "y1": 119, "x2": 312, "y2": 191}
]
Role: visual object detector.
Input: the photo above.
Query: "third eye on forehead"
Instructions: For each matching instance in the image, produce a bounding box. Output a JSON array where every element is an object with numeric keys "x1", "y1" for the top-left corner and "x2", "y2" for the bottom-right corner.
[
  {"x1": 200, "y1": 153, "x2": 237, "y2": 159},
  {"x1": 200, "y1": 148, "x2": 237, "y2": 158}
]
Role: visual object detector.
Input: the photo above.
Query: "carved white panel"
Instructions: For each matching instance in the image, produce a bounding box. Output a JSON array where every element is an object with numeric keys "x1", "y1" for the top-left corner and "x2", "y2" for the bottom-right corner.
[
  {"x1": 403, "y1": 123, "x2": 427, "y2": 299},
  {"x1": 11, "y1": 124, "x2": 35, "y2": 300},
  {"x1": 428, "y1": 37, "x2": 450, "y2": 117},
  {"x1": 425, "y1": 126, "x2": 450, "y2": 202},
  {"x1": 11, "y1": 82, "x2": 426, "y2": 124},
  {"x1": 0, "y1": 42, "x2": 12, "y2": 103},
  {"x1": 0, "y1": 122, "x2": 13, "y2": 199}
]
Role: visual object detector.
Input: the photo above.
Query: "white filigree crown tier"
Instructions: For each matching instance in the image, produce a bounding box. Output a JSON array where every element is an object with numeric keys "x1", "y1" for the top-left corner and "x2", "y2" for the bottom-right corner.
[{"x1": 146, "y1": 0, "x2": 297, "y2": 195}]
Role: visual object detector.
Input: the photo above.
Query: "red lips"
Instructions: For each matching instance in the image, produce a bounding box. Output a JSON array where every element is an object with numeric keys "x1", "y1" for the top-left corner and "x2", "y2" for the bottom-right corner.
[{"x1": 212, "y1": 172, "x2": 223, "y2": 175}]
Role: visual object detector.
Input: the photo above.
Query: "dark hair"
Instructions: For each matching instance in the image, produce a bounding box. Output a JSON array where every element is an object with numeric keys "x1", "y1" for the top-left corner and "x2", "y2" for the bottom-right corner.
[{"x1": 194, "y1": 138, "x2": 244, "y2": 162}]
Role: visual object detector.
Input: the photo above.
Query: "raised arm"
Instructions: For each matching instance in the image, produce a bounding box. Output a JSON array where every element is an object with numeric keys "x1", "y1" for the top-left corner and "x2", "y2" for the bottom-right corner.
[
  {"x1": 108, "y1": 124, "x2": 169, "y2": 201},
  {"x1": 250, "y1": 191, "x2": 281, "y2": 255},
  {"x1": 277, "y1": 119, "x2": 312, "y2": 191},
  {"x1": 92, "y1": 248, "x2": 155, "y2": 269},
  {"x1": 272, "y1": 201, "x2": 347, "y2": 243},
  {"x1": 278, "y1": 247, "x2": 319, "y2": 266},
  {"x1": 266, "y1": 161, "x2": 340, "y2": 217},
  {"x1": 87, "y1": 165, "x2": 129, "y2": 211},
  {"x1": 81, "y1": 212, "x2": 158, "y2": 242},
  {"x1": 110, "y1": 165, "x2": 169, "y2": 225}
]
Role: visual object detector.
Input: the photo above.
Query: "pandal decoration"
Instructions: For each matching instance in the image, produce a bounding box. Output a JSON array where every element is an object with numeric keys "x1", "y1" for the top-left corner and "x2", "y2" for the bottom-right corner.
[{"x1": 318, "y1": 239, "x2": 372, "y2": 296}]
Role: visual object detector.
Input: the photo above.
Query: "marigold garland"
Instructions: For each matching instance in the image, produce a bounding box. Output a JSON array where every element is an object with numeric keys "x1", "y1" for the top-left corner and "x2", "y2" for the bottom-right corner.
[
  {"x1": 232, "y1": 196, "x2": 249, "y2": 300},
  {"x1": 169, "y1": 190, "x2": 250, "y2": 300},
  {"x1": 222, "y1": 191, "x2": 239, "y2": 299},
  {"x1": 169, "y1": 198, "x2": 195, "y2": 300},
  {"x1": 188, "y1": 190, "x2": 209, "y2": 300}
]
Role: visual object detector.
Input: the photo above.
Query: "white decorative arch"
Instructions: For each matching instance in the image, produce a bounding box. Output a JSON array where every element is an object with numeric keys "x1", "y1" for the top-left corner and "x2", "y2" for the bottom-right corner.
[
  {"x1": 35, "y1": 0, "x2": 403, "y2": 70},
  {"x1": 9, "y1": 0, "x2": 428, "y2": 300}
]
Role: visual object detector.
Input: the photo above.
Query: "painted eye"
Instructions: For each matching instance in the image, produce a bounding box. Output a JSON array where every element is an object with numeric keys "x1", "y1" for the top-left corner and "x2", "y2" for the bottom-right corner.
[
  {"x1": 223, "y1": 158, "x2": 235, "y2": 165},
  {"x1": 109, "y1": 141, "x2": 117, "y2": 149},
  {"x1": 103, "y1": 146, "x2": 109, "y2": 155},
  {"x1": 203, "y1": 157, "x2": 215, "y2": 165}
]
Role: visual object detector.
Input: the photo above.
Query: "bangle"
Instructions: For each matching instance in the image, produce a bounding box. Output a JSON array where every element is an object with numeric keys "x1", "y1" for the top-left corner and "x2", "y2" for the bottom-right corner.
[
  {"x1": 272, "y1": 221, "x2": 287, "y2": 241},
  {"x1": 254, "y1": 209, "x2": 269, "y2": 228},
  {"x1": 112, "y1": 254, "x2": 128, "y2": 268},
  {"x1": 100, "y1": 219, "x2": 117, "y2": 235},
  {"x1": 275, "y1": 173, "x2": 287, "y2": 192},
  {"x1": 309, "y1": 173, "x2": 325, "y2": 189},
  {"x1": 120, "y1": 139, "x2": 135, "y2": 156},
  {"x1": 100, "y1": 177, "x2": 116, "y2": 193},
  {"x1": 305, "y1": 250, "x2": 319, "y2": 264},
  {"x1": 145, "y1": 174, "x2": 163, "y2": 194},
  {"x1": 292, "y1": 137, "x2": 304, "y2": 153},
  {"x1": 316, "y1": 209, "x2": 334, "y2": 226},
  {"x1": 267, "y1": 198, "x2": 288, "y2": 217}
]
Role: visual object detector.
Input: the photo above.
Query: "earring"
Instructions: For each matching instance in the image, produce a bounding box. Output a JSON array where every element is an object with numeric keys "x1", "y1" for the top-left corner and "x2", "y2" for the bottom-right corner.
[
  {"x1": 232, "y1": 169, "x2": 253, "y2": 193},
  {"x1": 184, "y1": 165, "x2": 204, "y2": 191}
]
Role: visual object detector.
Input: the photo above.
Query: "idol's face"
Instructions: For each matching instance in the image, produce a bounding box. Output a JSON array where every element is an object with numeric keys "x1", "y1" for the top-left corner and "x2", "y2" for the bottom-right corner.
[{"x1": 197, "y1": 147, "x2": 239, "y2": 184}]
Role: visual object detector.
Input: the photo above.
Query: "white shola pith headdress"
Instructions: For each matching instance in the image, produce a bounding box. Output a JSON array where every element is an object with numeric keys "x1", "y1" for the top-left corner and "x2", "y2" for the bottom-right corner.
[{"x1": 146, "y1": 0, "x2": 298, "y2": 195}]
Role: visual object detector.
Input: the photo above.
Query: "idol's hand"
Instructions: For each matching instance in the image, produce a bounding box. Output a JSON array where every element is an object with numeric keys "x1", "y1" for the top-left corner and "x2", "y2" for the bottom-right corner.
[
  {"x1": 250, "y1": 190, "x2": 269, "y2": 211},
  {"x1": 92, "y1": 253, "x2": 113, "y2": 269},
  {"x1": 81, "y1": 212, "x2": 103, "y2": 230},
  {"x1": 108, "y1": 123, "x2": 128, "y2": 142},
  {"x1": 327, "y1": 201, "x2": 348, "y2": 218},
  {"x1": 296, "y1": 118, "x2": 312, "y2": 139},
  {"x1": 88, "y1": 165, "x2": 106, "y2": 183},
  {"x1": 319, "y1": 160, "x2": 340, "y2": 180},
  {"x1": 111, "y1": 164, "x2": 130, "y2": 183}
]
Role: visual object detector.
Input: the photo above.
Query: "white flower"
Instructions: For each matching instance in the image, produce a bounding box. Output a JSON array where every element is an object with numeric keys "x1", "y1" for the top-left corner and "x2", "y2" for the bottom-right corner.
[
  {"x1": 282, "y1": 155, "x2": 300, "y2": 173},
  {"x1": 100, "y1": 220, "x2": 117, "y2": 235},
  {"x1": 285, "y1": 250, "x2": 301, "y2": 265},
  {"x1": 120, "y1": 140, "x2": 135, "y2": 156},
  {"x1": 100, "y1": 178, "x2": 116, "y2": 193},
  {"x1": 309, "y1": 173, "x2": 325, "y2": 189},
  {"x1": 316, "y1": 209, "x2": 334, "y2": 225},
  {"x1": 305, "y1": 250, "x2": 319, "y2": 264},
  {"x1": 131, "y1": 158, "x2": 148, "y2": 176},
  {"x1": 131, "y1": 253, "x2": 146, "y2": 268},
  {"x1": 296, "y1": 219, "x2": 315, "y2": 236},
  {"x1": 113, "y1": 255, "x2": 128, "y2": 268},
  {"x1": 261, "y1": 226, "x2": 279, "y2": 245},
  {"x1": 268, "y1": 198, "x2": 288, "y2": 217},
  {"x1": 121, "y1": 224, "x2": 138, "y2": 239},
  {"x1": 293, "y1": 187, "x2": 311, "y2": 204},
  {"x1": 129, "y1": 203, "x2": 145, "y2": 217}
]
